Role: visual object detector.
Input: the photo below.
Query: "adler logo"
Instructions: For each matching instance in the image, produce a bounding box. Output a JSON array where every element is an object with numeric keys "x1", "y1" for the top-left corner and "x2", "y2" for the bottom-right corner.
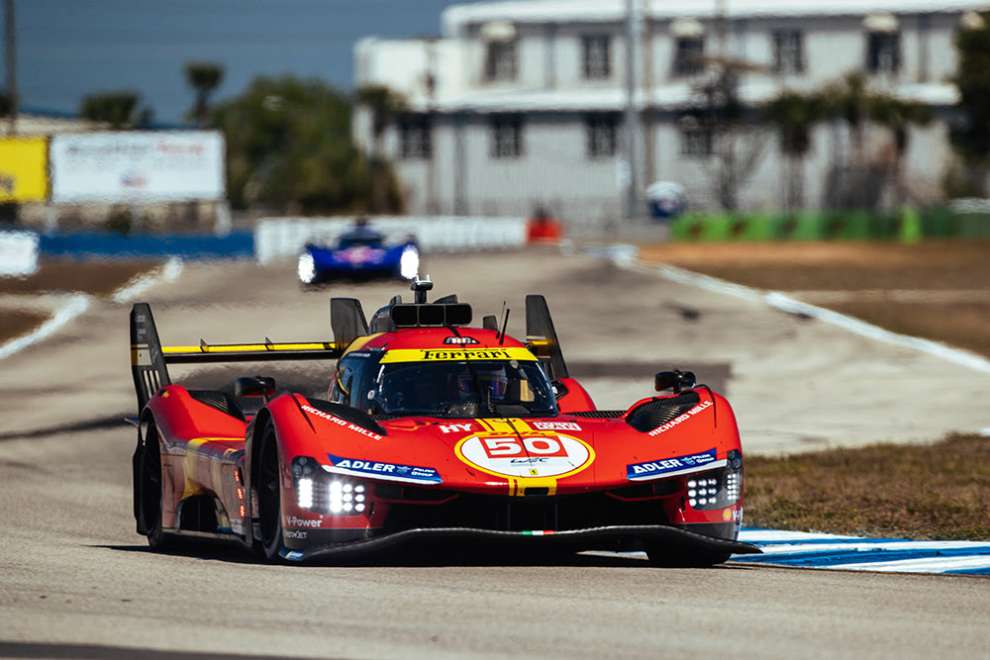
[{"x1": 443, "y1": 336, "x2": 479, "y2": 345}]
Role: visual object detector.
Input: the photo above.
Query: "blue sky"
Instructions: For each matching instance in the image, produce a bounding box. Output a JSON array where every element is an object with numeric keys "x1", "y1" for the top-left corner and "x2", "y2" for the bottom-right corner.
[{"x1": 3, "y1": 0, "x2": 488, "y2": 123}]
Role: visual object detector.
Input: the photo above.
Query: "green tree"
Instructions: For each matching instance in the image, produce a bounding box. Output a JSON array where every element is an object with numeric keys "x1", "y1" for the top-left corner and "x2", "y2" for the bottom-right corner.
[
  {"x1": 79, "y1": 91, "x2": 152, "y2": 129},
  {"x1": 355, "y1": 84, "x2": 407, "y2": 213},
  {"x1": 951, "y1": 11, "x2": 990, "y2": 195},
  {"x1": 210, "y1": 76, "x2": 402, "y2": 213},
  {"x1": 185, "y1": 61, "x2": 225, "y2": 127}
]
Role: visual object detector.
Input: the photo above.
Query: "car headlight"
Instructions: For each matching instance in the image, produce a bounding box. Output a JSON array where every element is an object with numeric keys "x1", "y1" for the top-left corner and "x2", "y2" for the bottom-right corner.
[
  {"x1": 297, "y1": 253, "x2": 316, "y2": 284},
  {"x1": 399, "y1": 246, "x2": 419, "y2": 280},
  {"x1": 687, "y1": 463, "x2": 742, "y2": 510},
  {"x1": 292, "y1": 457, "x2": 367, "y2": 514}
]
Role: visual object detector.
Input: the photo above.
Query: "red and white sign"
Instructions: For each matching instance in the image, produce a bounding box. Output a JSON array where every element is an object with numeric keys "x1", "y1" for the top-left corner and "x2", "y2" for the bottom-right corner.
[{"x1": 456, "y1": 433, "x2": 593, "y2": 478}]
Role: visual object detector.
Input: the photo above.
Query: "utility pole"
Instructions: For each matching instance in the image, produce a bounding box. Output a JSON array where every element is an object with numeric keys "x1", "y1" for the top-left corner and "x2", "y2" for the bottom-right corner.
[
  {"x1": 622, "y1": 0, "x2": 642, "y2": 220},
  {"x1": 4, "y1": 0, "x2": 16, "y2": 135},
  {"x1": 425, "y1": 36, "x2": 439, "y2": 215}
]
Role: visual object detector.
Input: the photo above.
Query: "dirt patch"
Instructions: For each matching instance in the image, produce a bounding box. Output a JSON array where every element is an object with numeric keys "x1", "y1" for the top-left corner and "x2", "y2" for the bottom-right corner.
[
  {"x1": 0, "y1": 259, "x2": 159, "y2": 297},
  {"x1": 639, "y1": 240, "x2": 990, "y2": 356},
  {"x1": 639, "y1": 240, "x2": 990, "y2": 291},
  {"x1": 745, "y1": 434, "x2": 990, "y2": 541},
  {"x1": 0, "y1": 308, "x2": 49, "y2": 344},
  {"x1": 829, "y1": 301, "x2": 990, "y2": 357}
]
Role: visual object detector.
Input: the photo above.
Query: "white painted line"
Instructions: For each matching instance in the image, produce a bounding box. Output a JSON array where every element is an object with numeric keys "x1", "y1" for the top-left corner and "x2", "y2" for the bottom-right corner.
[
  {"x1": 828, "y1": 555, "x2": 990, "y2": 573},
  {"x1": 739, "y1": 529, "x2": 861, "y2": 543},
  {"x1": 755, "y1": 540, "x2": 990, "y2": 555},
  {"x1": 111, "y1": 257, "x2": 184, "y2": 304},
  {"x1": 620, "y1": 255, "x2": 990, "y2": 374},
  {"x1": 0, "y1": 294, "x2": 91, "y2": 360}
]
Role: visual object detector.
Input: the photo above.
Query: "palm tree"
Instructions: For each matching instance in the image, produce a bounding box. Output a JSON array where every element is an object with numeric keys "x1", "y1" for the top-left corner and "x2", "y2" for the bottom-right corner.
[
  {"x1": 185, "y1": 62, "x2": 224, "y2": 127},
  {"x1": 813, "y1": 73, "x2": 930, "y2": 209},
  {"x1": 866, "y1": 95, "x2": 932, "y2": 207},
  {"x1": 765, "y1": 91, "x2": 822, "y2": 212},
  {"x1": 355, "y1": 84, "x2": 407, "y2": 213}
]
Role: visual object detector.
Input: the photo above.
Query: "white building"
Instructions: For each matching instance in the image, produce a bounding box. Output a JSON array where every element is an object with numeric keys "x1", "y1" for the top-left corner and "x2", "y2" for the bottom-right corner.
[{"x1": 354, "y1": 0, "x2": 989, "y2": 227}]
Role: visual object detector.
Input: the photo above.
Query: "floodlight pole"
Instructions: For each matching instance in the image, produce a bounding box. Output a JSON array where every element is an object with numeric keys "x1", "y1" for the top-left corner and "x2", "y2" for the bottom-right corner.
[
  {"x1": 4, "y1": 0, "x2": 16, "y2": 135},
  {"x1": 622, "y1": 0, "x2": 642, "y2": 221}
]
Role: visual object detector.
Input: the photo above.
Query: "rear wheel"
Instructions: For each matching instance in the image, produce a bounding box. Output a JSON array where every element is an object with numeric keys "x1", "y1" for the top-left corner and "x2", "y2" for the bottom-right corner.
[
  {"x1": 139, "y1": 423, "x2": 170, "y2": 549},
  {"x1": 257, "y1": 424, "x2": 285, "y2": 561}
]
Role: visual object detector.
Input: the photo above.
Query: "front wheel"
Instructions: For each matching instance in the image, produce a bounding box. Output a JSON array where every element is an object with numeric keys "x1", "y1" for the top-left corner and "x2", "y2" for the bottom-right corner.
[{"x1": 256, "y1": 424, "x2": 285, "y2": 562}]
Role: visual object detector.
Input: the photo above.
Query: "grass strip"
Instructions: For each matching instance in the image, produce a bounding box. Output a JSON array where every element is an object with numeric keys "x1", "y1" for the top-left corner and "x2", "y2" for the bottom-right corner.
[{"x1": 745, "y1": 434, "x2": 990, "y2": 541}]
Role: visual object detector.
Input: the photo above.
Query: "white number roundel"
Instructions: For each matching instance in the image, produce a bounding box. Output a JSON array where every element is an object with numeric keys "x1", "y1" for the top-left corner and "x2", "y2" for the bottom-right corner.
[{"x1": 456, "y1": 434, "x2": 593, "y2": 478}]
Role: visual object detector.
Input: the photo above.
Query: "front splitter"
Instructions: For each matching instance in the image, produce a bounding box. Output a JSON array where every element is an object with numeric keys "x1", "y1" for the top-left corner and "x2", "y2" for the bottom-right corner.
[{"x1": 279, "y1": 524, "x2": 761, "y2": 562}]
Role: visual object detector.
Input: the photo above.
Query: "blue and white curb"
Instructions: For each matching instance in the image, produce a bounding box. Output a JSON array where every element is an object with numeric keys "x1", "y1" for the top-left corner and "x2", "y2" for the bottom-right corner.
[{"x1": 730, "y1": 529, "x2": 990, "y2": 576}]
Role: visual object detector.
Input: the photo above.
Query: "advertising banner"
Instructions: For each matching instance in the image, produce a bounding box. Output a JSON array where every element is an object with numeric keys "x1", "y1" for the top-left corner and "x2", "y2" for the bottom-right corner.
[
  {"x1": 0, "y1": 137, "x2": 48, "y2": 203},
  {"x1": 50, "y1": 131, "x2": 225, "y2": 203}
]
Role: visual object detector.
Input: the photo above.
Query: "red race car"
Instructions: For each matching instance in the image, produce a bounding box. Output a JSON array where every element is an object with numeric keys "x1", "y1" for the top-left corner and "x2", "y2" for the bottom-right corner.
[{"x1": 129, "y1": 278, "x2": 758, "y2": 565}]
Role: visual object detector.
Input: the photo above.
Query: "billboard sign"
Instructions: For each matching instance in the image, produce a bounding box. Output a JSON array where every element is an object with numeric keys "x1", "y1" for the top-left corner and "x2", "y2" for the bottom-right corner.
[
  {"x1": 50, "y1": 131, "x2": 225, "y2": 203},
  {"x1": 0, "y1": 137, "x2": 48, "y2": 203}
]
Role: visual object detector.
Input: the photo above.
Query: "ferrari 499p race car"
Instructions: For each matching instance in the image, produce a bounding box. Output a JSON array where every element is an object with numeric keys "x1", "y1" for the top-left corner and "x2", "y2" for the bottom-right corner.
[
  {"x1": 297, "y1": 220, "x2": 419, "y2": 285},
  {"x1": 129, "y1": 279, "x2": 758, "y2": 566}
]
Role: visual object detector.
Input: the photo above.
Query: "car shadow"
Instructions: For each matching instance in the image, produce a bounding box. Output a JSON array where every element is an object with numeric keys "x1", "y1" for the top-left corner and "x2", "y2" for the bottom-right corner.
[{"x1": 93, "y1": 541, "x2": 752, "y2": 570}]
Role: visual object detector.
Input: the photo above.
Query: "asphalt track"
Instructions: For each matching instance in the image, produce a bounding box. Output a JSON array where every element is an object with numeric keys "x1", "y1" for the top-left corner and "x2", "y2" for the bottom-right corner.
[{"x1": 1, "y1": 250, "x2": 989, "y2": 659}]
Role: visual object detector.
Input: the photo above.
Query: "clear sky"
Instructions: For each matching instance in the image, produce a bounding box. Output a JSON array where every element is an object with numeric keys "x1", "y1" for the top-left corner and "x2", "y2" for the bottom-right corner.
[{"x1": 2, "y1": 0, "x2": 487, "y2": 124}]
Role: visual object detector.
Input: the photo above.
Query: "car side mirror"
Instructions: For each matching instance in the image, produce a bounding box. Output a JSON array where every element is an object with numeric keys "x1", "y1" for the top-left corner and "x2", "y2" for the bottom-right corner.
[
  {"x1": 551, "y1": 380, "x2": 569, "y2": 400},
  {"x1": 655, "y1": 370, "x2": 696, "y2": 393},
  {"x1": 235, "y1": 376, "x2": 276, "y2": 399}
]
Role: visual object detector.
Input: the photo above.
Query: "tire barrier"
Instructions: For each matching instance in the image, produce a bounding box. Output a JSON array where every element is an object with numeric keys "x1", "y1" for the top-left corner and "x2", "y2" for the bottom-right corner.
[{"x1": 254, "y1": 216, "x2": 528, "y2": 265}]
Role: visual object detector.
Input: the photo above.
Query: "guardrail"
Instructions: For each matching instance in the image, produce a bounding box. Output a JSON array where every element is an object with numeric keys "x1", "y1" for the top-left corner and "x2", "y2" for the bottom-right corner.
[{"x1": 254, "y1": 216, "x2": 527, "y2": 265}]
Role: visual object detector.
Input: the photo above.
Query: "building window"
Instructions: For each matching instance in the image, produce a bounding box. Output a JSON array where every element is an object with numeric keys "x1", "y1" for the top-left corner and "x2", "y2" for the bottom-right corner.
[
  {"x1": 398, "y1": 115, "x2": 432, "y2": 160},
  {"x1": 772, "y1": 29, "x2": 804, "y2": 74},
  {"x1": 585, "y1": 113, "x2": 618, "y2": 158},
  {"x1": 582, "y1": 34, "x2": 612, "y2": 80},
  {"x1": 490, "y1": 114, "x2": 524, "y2": 158},
  {"x1": 673, "y1": 36, "x2": 705, "y2": 76},
  {"x1": 867, "y1": 31, "x2": 900, "y2": 74},
  {"x1": 484, "y1": 40, "x2": 518, "y2": 82},
  {"x1": 679, "y1": 117, "x2": 714, "y2": 157}
]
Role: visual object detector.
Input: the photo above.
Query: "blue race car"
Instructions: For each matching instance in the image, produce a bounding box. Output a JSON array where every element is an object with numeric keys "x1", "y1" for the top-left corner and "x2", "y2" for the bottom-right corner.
[{"x1": 297, "y1": 220, "x2": 420, "y2": 285}]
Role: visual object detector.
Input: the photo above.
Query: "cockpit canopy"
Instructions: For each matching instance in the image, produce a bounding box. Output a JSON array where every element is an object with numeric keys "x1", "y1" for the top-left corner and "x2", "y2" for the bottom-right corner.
[{"x1": 332, "y1": 352, "x2": 558, "y2": 419}]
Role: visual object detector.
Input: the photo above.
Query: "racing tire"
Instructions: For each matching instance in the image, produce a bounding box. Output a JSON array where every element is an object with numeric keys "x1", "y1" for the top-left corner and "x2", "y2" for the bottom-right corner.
[
  {"x1": 257, "y1": 424, "x2": 286, "y2": 562},
  {"x1": 644, "y1": 545, "x2": 732, "y2": 568},
  {"x1": 138, "y1": 422, "x2": 171, "y2": 550}
]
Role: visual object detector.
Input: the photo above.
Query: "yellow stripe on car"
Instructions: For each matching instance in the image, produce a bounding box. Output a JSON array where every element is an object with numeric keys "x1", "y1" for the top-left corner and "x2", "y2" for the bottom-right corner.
[
  {"x1": 163, "y1": 342, "x2": 338, "y2": 354},
  {"x1": 380, "y1": 347, "x2": 538, "y2": 364}
]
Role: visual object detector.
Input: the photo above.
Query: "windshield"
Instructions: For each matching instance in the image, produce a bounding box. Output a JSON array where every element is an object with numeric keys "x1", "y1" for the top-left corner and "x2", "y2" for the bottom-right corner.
[
  {"x1": 337, "y1": 236, "x2": 383, "y2": 249},
  {"x1": 374, "y1": 360, "x2": 558, "y2": 418}
]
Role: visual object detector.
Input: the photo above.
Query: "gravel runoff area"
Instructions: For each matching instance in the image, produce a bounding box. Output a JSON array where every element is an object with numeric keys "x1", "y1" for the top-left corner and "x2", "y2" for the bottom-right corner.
[
  {"x1": 638, "y1": 240, "x2": 990, "y2": 357},
  {"x1": 0, "y1": 250, "x2": 989, "y2": 659}
]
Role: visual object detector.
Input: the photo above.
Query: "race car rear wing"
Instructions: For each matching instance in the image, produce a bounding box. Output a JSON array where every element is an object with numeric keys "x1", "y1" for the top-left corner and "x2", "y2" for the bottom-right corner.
[{"x1": 130, "y1": 302, "x2": 342, "y2": 411}]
